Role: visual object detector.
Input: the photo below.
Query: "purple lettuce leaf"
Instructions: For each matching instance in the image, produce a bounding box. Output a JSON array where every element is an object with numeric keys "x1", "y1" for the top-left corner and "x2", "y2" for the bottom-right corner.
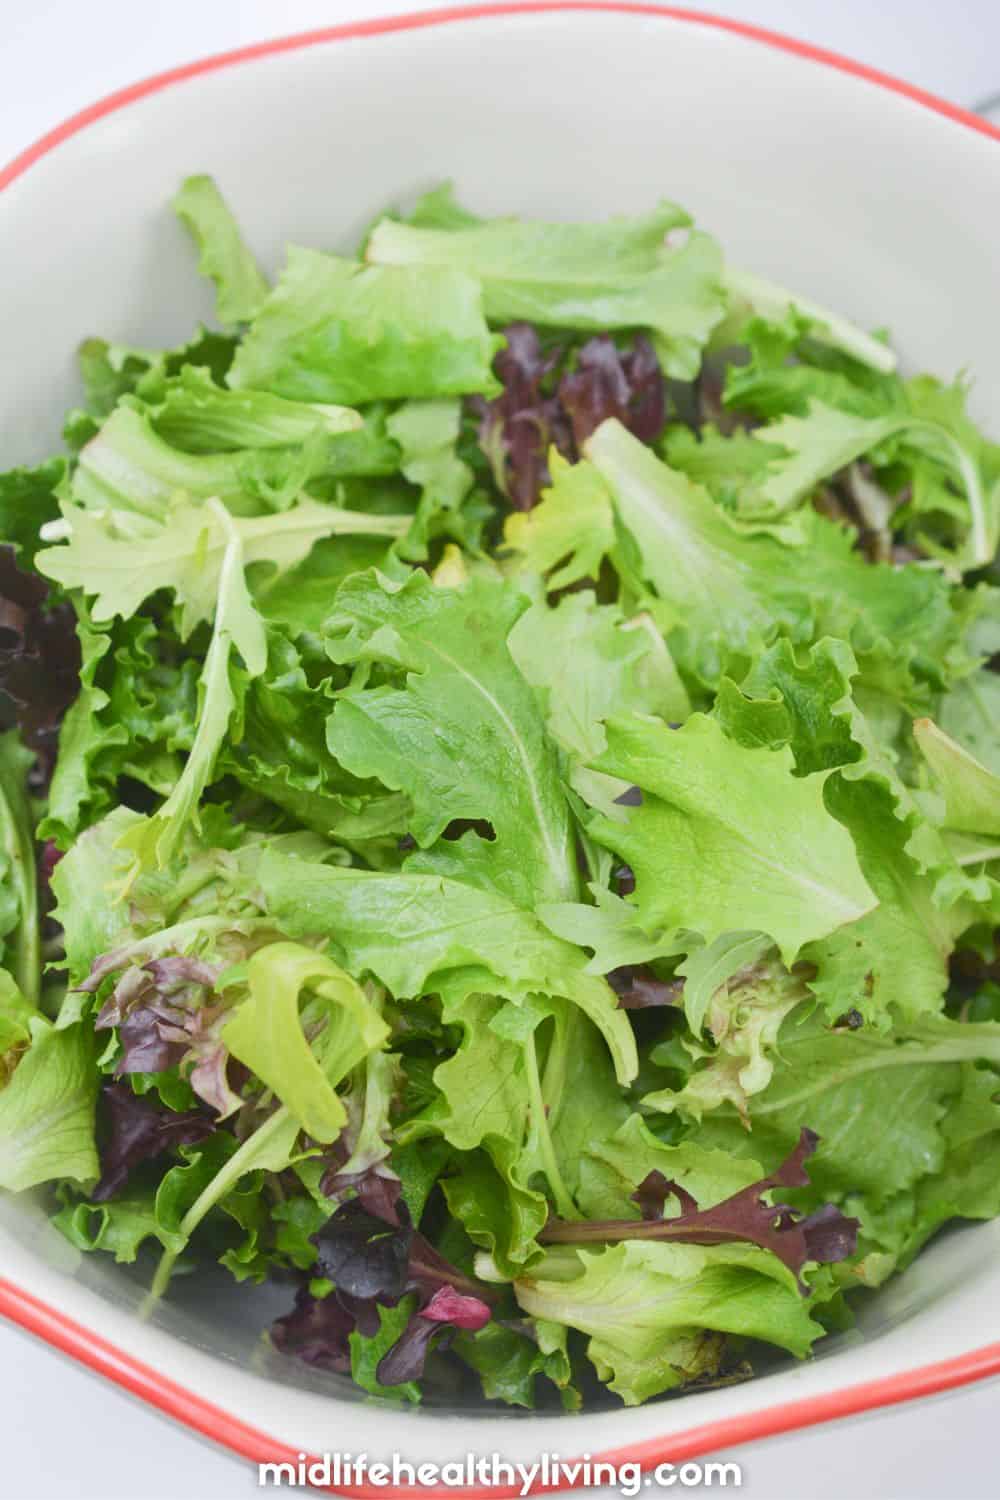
[
  {"x1": 91, "y1": 1081, "x2": 216, "y2": 1202},
  {"x1": 0, "y1": 546, "x2": 81, "y2": 786},
  {"x1": 539, "y1": 1128, "x2": 859, "y2": 1291},
  {"x1": 275, "y1": 1170, "x2": 496, "y2": 1384},
  {"x1": 270, "y1": 1282, "x2": 356, "y2": 1374},
  {"x1": 471, "y1": 322, "x2": 666, "y2": 509},
  {"x1": 560, "y1": 334, "x2": 665, "y2": 449},
  {"x1": 311, "y1": 1197, "x2": 413, "y2": 1303},
  {"x1": 630, "y1": 1169, "x2": 698, "y2": 1220},
  {"x1": 92, "y1": 954, "x2": 240, "y2": 1116},
  {"x1": 375, "y1": 1285, "x2": 492, "y2": 1388},
  {"x1": 607, "y1": 966, "x2": 684, "y2": 1011}
]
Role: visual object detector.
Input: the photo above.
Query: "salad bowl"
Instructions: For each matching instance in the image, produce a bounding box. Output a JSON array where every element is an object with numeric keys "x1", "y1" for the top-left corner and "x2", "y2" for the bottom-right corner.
[{"x1": 2, "y1": 3, "x2": 1000, "y2": 1485}]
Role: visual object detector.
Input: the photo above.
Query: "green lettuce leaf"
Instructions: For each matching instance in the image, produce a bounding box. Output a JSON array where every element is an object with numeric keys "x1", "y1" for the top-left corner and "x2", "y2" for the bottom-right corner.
[
  {"x1": 502, "y1": 450, "x2": 616, "y2": 590},
  {"x1": 384, "y1": 399, "x2": 479, "y2": 558},
  {"x1": 228, "y1": 248, "x2": 502, "y2": 404},
  {"x1": 37, "y1": 495, "x2": 407, "y2": 637},
  {"x1": 914, "y1": 716, "x2": 1000, "y2": 837},
  {"x1": 696, "y1": 1008, "x2": 1000, "y2": 1204},
  {"x1": 254, "y1": 850, "x2": 636, "y2": 1086},
  {"x1": 586, "y1": 418, "x2": 963, "y2": 689},
  {"x1": 173, "y1": 174, "x2": 270, "y2": 324},
  {"x1": 326, "y1": 570, "x2": 577, "y2": 907},
  {"x1": 221, "y1": 942, "x2": 389, "y2": 1142},
  {"x1": 514, "y1": 1239, "x2": 822, "y2": 1405},
  {"x1": 585, "y1": 712, "x2": 874, "y2": 963},
  {"x1": 723, "y1": 267, "x2": 897, "y2": 375},
  {"x1": 0, "y1": 460, "x2": 64, "y2": 566},
  {"x1": 508, "y1": 591, "x2": 690, "y2": 762},
  {"x1": 645, "y1": 963, "x2": 809, "y2": 1121},
  {"x1": 0, "y1": 1019, "x2": 98, "y2": 1191},
  {"x1": 150, "y1": 364, "x2": 360, "y2": 452},
  {"x1": 938, "y1": 669, "x2": 1000, "y2": 778},
  {"x1": 367, "y1": 200, "x2": 727, "y2": 378},
  {"x1": 0, "y1": 733, "x2": 40, "y2": 1002}
]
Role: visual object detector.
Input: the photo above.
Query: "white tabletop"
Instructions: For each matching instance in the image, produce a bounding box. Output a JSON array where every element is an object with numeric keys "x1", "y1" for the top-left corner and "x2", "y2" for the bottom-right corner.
[{"x1": 2, "y1": 3, "x2": 999, "y2": 1497}]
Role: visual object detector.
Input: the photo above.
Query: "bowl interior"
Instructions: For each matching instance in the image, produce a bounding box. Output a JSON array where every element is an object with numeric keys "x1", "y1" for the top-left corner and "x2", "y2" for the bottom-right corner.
[{"x1": 2, "y1": 3, "x2": 999, "y2": 1443}]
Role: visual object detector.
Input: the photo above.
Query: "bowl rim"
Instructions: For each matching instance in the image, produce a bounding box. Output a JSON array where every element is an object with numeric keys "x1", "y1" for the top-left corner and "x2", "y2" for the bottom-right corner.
[{"x1": 2, "y1": 3, "x2": 1000, "y2": 1486}]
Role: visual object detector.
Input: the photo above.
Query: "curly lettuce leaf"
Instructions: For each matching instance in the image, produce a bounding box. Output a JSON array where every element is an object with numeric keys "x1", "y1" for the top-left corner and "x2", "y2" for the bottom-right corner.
[
  {"x1": 508, "y1": 591, "x2": 690, "y2": 763},
  {"x1": 254, "y1": 849, "x2": 636, "y2": 1086},
  {"x1": 37, "y1": 496, "x2": 407, "y2": 640},
  {"x1": 513, "y1": 1239, "x2": 822, "y2": 1405},
  {"x1": 584, "y1": 712, "x2": 874, "y2": 963},
  {"x1": 502, "y1": 450, "x2": 616, "y2": 590},
  {"x1": 326, "y1": 570, "x2": 576, "y2": 907},
  {"x1": 696, "y1": 1009, "x2": 1000, "y2": 1206},
  {"x1": 586, "y1": 418, "x2": 963, "y2": 688}
]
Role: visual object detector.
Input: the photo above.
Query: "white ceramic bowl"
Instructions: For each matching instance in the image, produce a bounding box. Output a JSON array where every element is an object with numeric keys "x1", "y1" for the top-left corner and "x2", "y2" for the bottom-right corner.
[{"x1": 2, "y1": 5, "x2": 1000, "y2": 1484}]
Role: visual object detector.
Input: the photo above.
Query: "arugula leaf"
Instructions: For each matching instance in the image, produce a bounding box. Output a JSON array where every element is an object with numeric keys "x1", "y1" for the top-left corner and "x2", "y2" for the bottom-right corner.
[
  {"x1": 228, "y1": 248, "x2": 502, "y2": 404},
  {"x1": 173, "y1": 175, "x2": 270, "y2": 325}
]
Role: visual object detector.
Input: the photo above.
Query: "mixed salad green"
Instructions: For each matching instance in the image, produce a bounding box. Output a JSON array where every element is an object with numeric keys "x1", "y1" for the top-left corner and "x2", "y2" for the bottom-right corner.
[{"x1": 3, "y1": 175, "x2": 1000, "y2": 1409}]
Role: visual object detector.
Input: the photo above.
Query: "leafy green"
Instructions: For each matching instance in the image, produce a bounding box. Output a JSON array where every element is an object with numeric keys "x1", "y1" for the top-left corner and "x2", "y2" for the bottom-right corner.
[
  {"x1": 222, "y1": 943, "x2": 389, "y2": 1141},
  {"x1": 255, "y1": 848, "x2": 636, "y2": 1087},
  {"x1": 585, "y1": 712, "x2": 874, "y2": 963},
  {"x1": 502, "y1": 450, "x2": 616, "y2": 589},
  {"x1": 914, "y1": 716, "x2": 1000, "y2": 837},
  {"x1": 0, "y1": 461, "x2": 64, "y2": 566},
  {"x1": 367, "y1": 198, "x2": 727, "y2": 377},
  {"x1": 11, "y1": 170, "x2": 1000, "y2": 1414},
  {"x1": 173, "y1": 174, "x2": 270, "y2": 324},
  {"x1": 151, "y1": 364, "x2": 361, "y2": 452},
  {"x1": 228, "y1": 248, "x2": 502, "y2": 404},
  {"x1": 326, "y1": 569, "x2": 577, "y2": 907},
  {"x1": 0, "y1": 1020, "x2": 98, "y2": 1191},
  {"x1": 514, "y1": 1240, "x2": 822, "y2": 1405},
  {"x1": 0, "y1": 734, "x2": 40, "y2": 1002}
]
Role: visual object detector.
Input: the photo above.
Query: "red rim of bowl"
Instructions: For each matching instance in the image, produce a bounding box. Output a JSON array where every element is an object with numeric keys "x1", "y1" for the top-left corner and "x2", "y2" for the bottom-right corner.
[{"x1": 2, "y1": 3, "x2": 999, "y2": 1487}]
